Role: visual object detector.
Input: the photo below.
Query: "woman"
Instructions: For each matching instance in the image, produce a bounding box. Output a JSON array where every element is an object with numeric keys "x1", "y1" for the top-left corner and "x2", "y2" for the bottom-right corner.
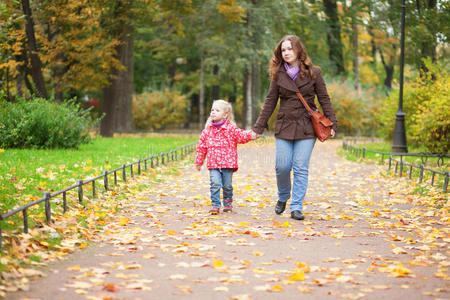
[{"x1": 252, "y1": 35, "x2": 337, "y2": 220}]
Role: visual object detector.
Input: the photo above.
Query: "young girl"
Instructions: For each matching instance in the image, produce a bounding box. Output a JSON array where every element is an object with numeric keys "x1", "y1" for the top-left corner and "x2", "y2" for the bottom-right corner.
[{"x1": 195, "y1": 100, "x2": 257, "y2": 214}]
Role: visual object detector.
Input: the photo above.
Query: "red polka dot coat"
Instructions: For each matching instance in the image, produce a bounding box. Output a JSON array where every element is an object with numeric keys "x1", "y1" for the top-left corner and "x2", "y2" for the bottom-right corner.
[{"x1": 195, "y1": 121, "x2": 253, "y2": 172}]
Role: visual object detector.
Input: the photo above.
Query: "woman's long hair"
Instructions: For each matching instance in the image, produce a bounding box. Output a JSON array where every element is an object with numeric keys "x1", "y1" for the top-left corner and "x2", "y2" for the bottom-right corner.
[
  {"x1": 204, "y1": 99, "x2": 236, "y2": 128},
  {"x1": 269, "y1": 35, "x2": 314, "y2": 80}
]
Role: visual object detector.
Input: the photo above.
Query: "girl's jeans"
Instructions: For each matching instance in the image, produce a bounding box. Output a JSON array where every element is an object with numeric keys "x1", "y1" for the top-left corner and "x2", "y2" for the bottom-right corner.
[
  {"x1": 275, "y1": 137, "x2": 315, "y2": 212},
  {"x1": 209, "y1": 168, "x2": 233, "y2": 208}
]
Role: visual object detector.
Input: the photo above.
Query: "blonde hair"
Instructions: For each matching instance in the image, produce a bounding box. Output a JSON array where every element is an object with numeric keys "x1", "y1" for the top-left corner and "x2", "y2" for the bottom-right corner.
[{"x1": 205, "y1": 99, "x2": 236, "y2": 128}]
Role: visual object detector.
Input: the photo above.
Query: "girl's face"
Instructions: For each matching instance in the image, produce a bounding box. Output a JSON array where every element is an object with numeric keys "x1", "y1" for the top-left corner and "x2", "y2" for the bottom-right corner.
[
  {"x1": 281, "y1": 40, "x2": 298, "y2": 66},
  {"x1": 210, "y1": 104, "x2": 228, "y2": 123}
]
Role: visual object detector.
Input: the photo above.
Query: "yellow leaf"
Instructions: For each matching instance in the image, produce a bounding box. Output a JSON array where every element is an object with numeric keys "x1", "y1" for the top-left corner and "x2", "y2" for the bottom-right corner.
[
  {"x1": 118, "y1": 217, "x2": 130, "y2": 226},
  {"x1": 272, "y1": 285, "x2": 283, "y2": 292},
  {"x1": 67, "y1": 265, "x2": 81, "y2": 271},
  {"x1": 281, "y1": 221, "x2": 290, "y2": 228},
  {"x1": 238, "y1": 222, "x2": 250, "y2": 227},
  {"x1": 213, "y1": 259, "x2": 223, "y2": 268},
  {"x1": 252, "y1": 251, "x2": 264, "y2": 256},
  {"x1": 287, "y1": 271, "x2": 305, "y2": 281},
  {"x1": 78, "y1": 242, "x2": 87, "y2": 249}
]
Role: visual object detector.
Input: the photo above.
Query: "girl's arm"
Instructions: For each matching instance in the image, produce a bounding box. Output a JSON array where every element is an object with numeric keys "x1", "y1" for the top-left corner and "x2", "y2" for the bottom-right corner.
[
  {"x1": 232, "y1": 125, "x2": 254, "y2": 144},
  {"x1": 195, "y1": 130, "x2": 208, "y2": 167}
]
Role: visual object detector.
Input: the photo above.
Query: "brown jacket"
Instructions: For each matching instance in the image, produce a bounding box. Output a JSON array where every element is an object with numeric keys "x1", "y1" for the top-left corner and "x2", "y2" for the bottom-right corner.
[{"x1": 253, "y1": 65, "x2": 337, "y2": 140}]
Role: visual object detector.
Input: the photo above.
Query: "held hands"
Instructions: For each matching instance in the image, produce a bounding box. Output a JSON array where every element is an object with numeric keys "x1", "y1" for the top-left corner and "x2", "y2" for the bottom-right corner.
[{"x1": 250, "y1": 130, "x2": 260, "y2": 140}]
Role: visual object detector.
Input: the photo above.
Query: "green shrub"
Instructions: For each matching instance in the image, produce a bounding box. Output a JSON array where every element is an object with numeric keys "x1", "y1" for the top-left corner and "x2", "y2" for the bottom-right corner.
[
  {"x1": 0, "y1": 98, "x2": 98, "y2": 149},
  {"x1": 326, "y1": 80, "x2": 380, "y2": 136},
  {"x1": 133, "y1": 88, "x2": 189, "y2": 130},
  {"x1": 377, "y1": 60, "x2": 449, "y2": 153}
]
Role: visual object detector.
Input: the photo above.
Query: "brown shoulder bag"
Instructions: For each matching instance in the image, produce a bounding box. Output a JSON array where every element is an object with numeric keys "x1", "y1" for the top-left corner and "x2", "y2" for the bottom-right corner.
[{"x1": 295, "y1": 92, "x2": 333, "y2": 142}]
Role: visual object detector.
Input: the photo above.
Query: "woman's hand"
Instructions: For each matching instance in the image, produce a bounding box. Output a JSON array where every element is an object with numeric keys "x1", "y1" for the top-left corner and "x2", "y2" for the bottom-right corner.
[{"x1": 331, "y1": 129, "x2": 336, "y2": 138}]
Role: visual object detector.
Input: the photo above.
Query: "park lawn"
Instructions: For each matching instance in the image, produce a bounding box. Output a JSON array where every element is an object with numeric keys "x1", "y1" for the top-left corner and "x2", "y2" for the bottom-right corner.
[
  {"x1": 340, "y1": 141, "x2": 449, "y2": 192},
  {"x1": 0, "y1": 134, "x2": 197, "y2": 216}
]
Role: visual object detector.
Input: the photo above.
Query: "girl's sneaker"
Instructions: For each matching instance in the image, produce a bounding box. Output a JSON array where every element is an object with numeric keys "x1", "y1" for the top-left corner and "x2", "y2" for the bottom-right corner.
[
  {"x1": 223, "y1": 205, "x2": 232, "y2": 213},
  {"x1": 209, "y1": 207, "x2": 220, "y2": 215}
]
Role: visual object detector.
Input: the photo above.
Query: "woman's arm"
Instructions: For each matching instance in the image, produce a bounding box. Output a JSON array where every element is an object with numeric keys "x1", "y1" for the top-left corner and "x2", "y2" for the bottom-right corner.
[
  {"x1": 314, "y1": 67, "x2": 338, "y2": 132},
  {"x1": 252, "y1": 79, "x2": 279, "y2": 134}
]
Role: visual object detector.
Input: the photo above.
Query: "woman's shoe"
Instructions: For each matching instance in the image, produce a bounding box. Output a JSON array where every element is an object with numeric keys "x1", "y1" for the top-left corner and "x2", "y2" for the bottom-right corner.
[
  {"x1": 275, "y1": 201, "x2": 286, "y2": 214},
  {"x1": 291, "y1": 210, "x2": 304, "y2": 220}
]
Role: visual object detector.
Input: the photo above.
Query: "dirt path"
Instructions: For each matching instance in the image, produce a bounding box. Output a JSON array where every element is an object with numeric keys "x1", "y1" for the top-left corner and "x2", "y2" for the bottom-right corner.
[{"x1": 7, "y1": 139, "x2": 448, "y2": 300}]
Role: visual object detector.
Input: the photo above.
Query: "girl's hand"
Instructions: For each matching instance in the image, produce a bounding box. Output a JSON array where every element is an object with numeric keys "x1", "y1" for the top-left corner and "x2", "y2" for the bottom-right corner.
[
  {"x1": 196, "y1": 165, "x2": 201, "y2": 171},
  {"x1": 250, "y1": 130, "x2": 259, "y2": 140},
  {"x1": 331, "y1": 129, "x2": 336, "y2": 138}
]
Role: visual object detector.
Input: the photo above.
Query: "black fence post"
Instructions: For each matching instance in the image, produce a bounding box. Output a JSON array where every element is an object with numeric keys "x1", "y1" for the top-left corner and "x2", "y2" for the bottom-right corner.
[
  {"x1": 162, "y1": 153, "x2": 165, "y2": 165},
  {"x1": 363, "y1": 148, "x2": 366, "y2": 158},
  {"x1": 23, "y1": 209, "x2": 28, "y2": 233},
  {"x1": 103, "y1": 171, "x2": 108, "y2": 191},
  {"x1": 44, "y1": 191, "x2": 51, "y2": 224},
  {"x1": 444, "y1": 172, "x2": 449, "y2": 193},
  {"x1": 122, "y1": 164, "x2": 126, "y2": 182},
  {"x1": 151, "y1": 155, "x2": 154, "y2": 168},
  {"x1": 114, "y1": 171, "x2": 117, "y2": 185},
  {"x1": 63, "y1": 191, "x2": 67, "y2": 213},
  {"x1": 431, "y1": 172, "x2": 435, "y2": 186},
  {"x1": 399, "y1": 160, "x2": 404, "y2": 177},
  {"x1": 130, "y1": 164, "x2": 134, "y2": 178},
  {"x1": 389, "y1": 156, "x2": 392, "y2": 170},
  {"x1": 138, "y1": 159, "x2": 141, "y2": 175},
  {"x1": 77, "y1": 180, "x2": 83, "y2": 203},
  {"x1": 92, "y1": 180, "x2": 96, "y2": 198},
  {"x1": 419, "y1": 165, "x2": 424, "y2": 183}
]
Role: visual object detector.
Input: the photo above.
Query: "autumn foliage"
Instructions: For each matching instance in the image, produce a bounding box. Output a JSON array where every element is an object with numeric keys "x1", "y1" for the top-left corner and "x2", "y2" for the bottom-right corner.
[{"x1": 133, "y1": 88, "x2": 189, "y2": 130}]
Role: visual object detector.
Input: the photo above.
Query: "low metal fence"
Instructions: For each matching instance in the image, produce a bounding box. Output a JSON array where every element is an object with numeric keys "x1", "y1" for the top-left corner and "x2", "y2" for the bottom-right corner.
[
  {"x1": 0, "y1": 142, "x2": 197, "y2": 249},
  {"x1": 342, "y1": 137, "x2": 449, "y2": 193}
]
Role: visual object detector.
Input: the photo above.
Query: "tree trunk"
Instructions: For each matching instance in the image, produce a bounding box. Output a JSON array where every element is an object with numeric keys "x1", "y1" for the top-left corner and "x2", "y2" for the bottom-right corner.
[
  {"x1": 352, "y1": 19, "x2": 360, "y2": 91},
  {"x1": 379, "y1": 49, "x2": 394, "y2": 89},
  {"x1": 114, "y1": 27, "x2": 134, "y2": 133},
  {"x1": 323, "y1": 0, "x2": 345, "y2": 75},
  {"x1": 245, "y1": 67, "x2": 252, "y2": 129},
  {"x1": 418, "y1": 0, "x2": 437, "y2": 74},
  {"x1": 21, "y1": 0, "x2": 47, "y2": 98},
  {"x1": 100, "y1": 26, "x2": 134, "y2": 136},
  {"x1": 199, "y1": 51, "x2": 205, "y2": 129},
  {"x1": 212, "y1": 65, "x2": 220, "y2": 100},
  {"x1": 251, "y1": 62, "x2": 261, "y2": 123}
]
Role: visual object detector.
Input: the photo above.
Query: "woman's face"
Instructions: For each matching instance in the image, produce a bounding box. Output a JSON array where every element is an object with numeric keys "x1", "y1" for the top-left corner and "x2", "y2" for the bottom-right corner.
[
  {"x1": 210, "y1": 104, "x2": 228, "y2": 123},
  {"x1": 281, "y1": 40, "x2": 298, "y2": 65}
]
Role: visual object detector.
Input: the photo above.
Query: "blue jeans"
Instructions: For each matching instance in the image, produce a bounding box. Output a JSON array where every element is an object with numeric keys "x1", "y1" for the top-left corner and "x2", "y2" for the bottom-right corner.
[
  {"x1": 275, "y1": 138, "x2": 315, "y2": 212},
  {"x1": 209, "y1": 168, "x2": 233, "y2": 208}
]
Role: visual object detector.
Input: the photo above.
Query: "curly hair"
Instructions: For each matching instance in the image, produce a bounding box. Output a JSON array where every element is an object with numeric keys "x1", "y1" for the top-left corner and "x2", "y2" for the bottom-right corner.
[{"x1": 269, "y1": 35, "x2": 314, "y2": 80}]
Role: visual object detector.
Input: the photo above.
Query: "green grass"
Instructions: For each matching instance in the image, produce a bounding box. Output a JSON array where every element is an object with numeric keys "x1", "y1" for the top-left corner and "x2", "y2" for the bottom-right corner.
[
  {"x1": 340, "y1": 141, "x2": 449, "y2": 192},
  {"x1": 0, "y1": 134, "x2": 197, "y2": 215}
]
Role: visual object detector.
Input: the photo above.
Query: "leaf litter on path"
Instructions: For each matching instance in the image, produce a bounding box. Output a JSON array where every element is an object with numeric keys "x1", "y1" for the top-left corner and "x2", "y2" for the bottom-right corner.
[{"x1": 2, "y1": 140, "x2": 449, "y2": 299}]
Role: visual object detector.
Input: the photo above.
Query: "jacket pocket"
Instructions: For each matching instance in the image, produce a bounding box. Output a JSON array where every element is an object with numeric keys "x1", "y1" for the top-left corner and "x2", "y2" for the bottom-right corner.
[{"x1": 274, "y1": 112, "x2": 285, "y2": 135}]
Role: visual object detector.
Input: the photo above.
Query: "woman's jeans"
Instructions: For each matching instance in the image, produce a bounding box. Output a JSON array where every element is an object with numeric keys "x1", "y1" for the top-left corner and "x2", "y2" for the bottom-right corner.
[
  {"x1": 209, "y1": 168, "x2": 233, "y2": 208},
  {"x1": 275, "y1": 138, "x2": 315, "y2": 212}
]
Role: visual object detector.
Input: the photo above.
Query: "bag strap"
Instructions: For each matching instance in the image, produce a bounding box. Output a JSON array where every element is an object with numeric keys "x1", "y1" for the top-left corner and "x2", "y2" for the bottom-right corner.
[{"x1": 295, "y1": 91, "x2": 313, "y2": 114}]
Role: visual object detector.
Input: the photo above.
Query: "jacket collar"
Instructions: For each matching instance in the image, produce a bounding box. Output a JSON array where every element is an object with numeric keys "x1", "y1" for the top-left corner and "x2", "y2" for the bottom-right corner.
[{"x1": 276, "y1": 65, "x2": 310, "y2": 92}]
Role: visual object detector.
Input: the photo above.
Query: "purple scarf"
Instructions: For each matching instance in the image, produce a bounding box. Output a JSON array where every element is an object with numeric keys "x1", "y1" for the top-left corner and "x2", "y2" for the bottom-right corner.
[
  {"x1": 212, "y1": 119, "x2": 226, "y2": 128},
  {"x1": 284, "y1": 62, "x2": 299, "y2": 81}
]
